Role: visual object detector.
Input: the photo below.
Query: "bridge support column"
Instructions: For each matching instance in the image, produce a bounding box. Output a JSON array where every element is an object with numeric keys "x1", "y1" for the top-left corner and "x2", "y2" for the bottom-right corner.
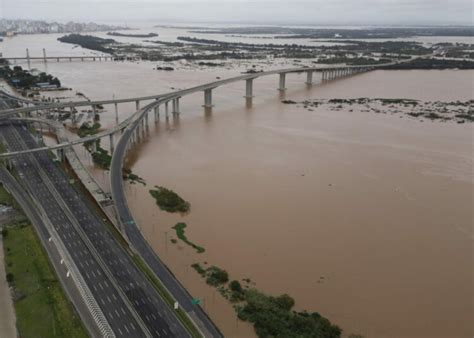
[
  {"x1": 109, "y1": 134, "x2": 114, "y2": 154},
  {"x1": 172, "y1": 97, "x2": 180, "y2": 114},
  {"x1": 114, "y1": 103, "x2": 119, "y2": 125},
  {"x1": 278, "y1": 73, "x2": 286, "y2": 91},
  {"x1": 91, "y1": 141, "x2": 97, "y2": 153},
  {"x1": 306, "y1": 71, "x2": 313, "y2": 85},
  {"x1": 165, "y1": 101, "x2": 169, "y2": 118},
  {"x1": 26, "y1": 48, "x2": 30, "y2": 67},
  {"x1": 245, "y1": 78, "x2": 254, "y2": 99},
  {"x1": 56, "y1": 149, "x2": 65, "y2": 162},
  {"x1": 145, "y1": 112, "x2": 149, "y2": 128},
  {"x1": 203, "y1": 89, "x2": 213, "y2": 108},
  {"x1": 43, "y1": 48, "x2": 47, "y2": 63},
  {"x1": 154, "y1": 105, "x2": 160, "y2": 122},
  {"x1": 70, "y1": 106, "x2": 76, "y2": 125},
  {"x1": 135, "y1": 100, "x2": 140, "y2": 111}
]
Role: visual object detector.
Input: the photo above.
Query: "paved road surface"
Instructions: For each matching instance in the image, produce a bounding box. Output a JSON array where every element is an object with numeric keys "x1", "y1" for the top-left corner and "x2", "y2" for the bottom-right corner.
[{"x1": 1, "y1": 117, "x2": 191, "y2": 337}]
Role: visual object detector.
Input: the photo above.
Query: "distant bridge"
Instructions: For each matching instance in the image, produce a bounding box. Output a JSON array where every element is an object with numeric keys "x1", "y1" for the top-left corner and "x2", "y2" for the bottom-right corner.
[
  {"x1": 2, "y1": 48, "x2": 115, "y2": 63},
  {"x1": 0, "y1": 52, "x2": 430, "y2": 160}
]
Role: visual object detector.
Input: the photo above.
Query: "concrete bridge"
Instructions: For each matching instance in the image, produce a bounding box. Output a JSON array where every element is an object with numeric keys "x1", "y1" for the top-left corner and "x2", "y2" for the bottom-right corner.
[
  {"x1": 0, "y1": 58, "x2": 420, "y2": 337},
  {"x1": 3, "y1": 48, "x2": 114, "y2": 63},
  {"x1": 0, "y1": 63, "x2": 384, "y2": 160}
]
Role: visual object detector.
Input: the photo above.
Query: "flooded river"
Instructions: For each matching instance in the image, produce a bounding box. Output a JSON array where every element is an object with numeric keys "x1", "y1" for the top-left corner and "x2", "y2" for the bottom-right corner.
[
  {"x1": 1, "y1": 29, "x2": 473, "y2": 338},
  {"x1": 124, "y1": 70, "x2": 473, "y2": 338}
]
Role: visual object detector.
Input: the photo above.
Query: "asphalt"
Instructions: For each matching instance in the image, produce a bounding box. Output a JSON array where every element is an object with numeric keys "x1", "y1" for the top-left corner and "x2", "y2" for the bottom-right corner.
[
  {"x1": 110, "y1": 103, "x2": 223, "y2": 338},
  {"x1": 0, "y1": 113, "x2": 191, "y2": 337}
]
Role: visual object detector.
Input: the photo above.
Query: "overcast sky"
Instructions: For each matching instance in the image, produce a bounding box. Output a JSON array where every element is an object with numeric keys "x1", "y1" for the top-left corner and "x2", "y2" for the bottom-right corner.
[{"x1": 1, "y1": 0, "x2": 473, "y2": 26}]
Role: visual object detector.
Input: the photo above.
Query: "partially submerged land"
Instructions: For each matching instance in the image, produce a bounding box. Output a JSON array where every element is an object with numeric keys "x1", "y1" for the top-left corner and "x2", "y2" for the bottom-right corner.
[
  {"x1": 186, "y1": 26, "x2": 474, "y2": 39},
  {"x1": 56, "y1": 32, "x2": 474, "y2": 70},
  {"x1": 190, "y1": 263, "x2": 342, "y2": 338},
  {"x1": 282, "y1": 98, "x2": 474, "y2": 123},
  {"x1": 149, "y1": 186, "x2": 191, "y2": 213},
  {"x1": 0, "y1": 65, "x2": 62, "y2": 91},
  {"x1": 107, "y1": 31, "x2": 158, "y2": 38}
]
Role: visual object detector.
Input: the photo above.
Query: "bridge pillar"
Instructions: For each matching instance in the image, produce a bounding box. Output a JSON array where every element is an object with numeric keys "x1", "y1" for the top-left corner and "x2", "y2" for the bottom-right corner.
[
  {"x1": 114, "y1": 103, "x2": 119, "y2": 125},
  {"x1": 69, "y1": 57, "x2": 72, "y2": 62},
  {"x1": 245, "y1": 78, "x2": 254, "y2": 98},
  {"x1": 203, "y1": 89, "x2": 213, "y2": 108},
  {"x1": 165, "y1": 101, "x2": 169, "y2": 118},
  {"x1": 306, "y1": 71, "x2": 313, "y2": 85},
  {"x1": 172, "y1": 97, "x2": 180, "y2": 114},
  {"x1": 81, "y1": 57, "x2": 84, "y2": 61},
  {"x1": 43, "y1": 48, "x2": 47, "y2": 63},
  {"x1": 26, "y1": 48, "x2": 30, "y2": 66},
  {"x1": 135, "y1": 100, "x2": 140, "y2": 111},
  {"x1": 109, "y1": 134, "x2": 114, "y2": 154},
  {"x1": 278, "y1": 73, "x2": 286, "y2": 91},
  {"x1": 70, "y1": 106, "x2": 76, "y2": 125},
  {"x1": 91, "y1": 141, "x2": 97, "y2": 153},
  {"x1": 145, "y1": 111, "x2": 149, "y2": 128},
  {"x1": 56, "y1": 149, "x2": 65, "y2": 162},
  {"x1": 154, "y1": 105, "x2": 160, "y2": 122},
  {"x1": 57, "y1": 58, "x2": 60, "y2": 62}
]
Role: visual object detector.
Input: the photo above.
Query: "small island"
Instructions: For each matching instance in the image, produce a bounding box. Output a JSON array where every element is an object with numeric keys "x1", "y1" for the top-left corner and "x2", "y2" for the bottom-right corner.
[
  {"x1": 58, "y1": 34, "x2": 116, "y2": 54},
  {"x1": 107, "y1": 32, "x2": 158, "y2": 38},
  {"x1": 149, "y1": 186, "x2": 190, "y2": 213}
]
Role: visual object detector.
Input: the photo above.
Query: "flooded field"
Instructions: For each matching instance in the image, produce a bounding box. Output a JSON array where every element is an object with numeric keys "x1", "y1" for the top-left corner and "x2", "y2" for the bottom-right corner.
[{"x1": 1, "y1": 29, "x2": 472, "y2": 338}]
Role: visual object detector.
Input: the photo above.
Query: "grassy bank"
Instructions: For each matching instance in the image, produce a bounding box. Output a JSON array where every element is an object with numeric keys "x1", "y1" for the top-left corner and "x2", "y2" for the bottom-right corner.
[
  {"x1": 0, "y1": 184, "x2": 21, "y2": 210},
  {"x1": 3, "y1": 221, "x2": 87, "y2": 338}
]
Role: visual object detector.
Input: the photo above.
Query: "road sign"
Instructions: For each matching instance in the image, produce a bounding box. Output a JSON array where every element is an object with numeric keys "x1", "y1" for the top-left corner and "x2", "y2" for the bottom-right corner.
[
  {"x1": 174, "y1": 302, "x2": 179, "y2": 310},
  {"x1": 191, "y1": 298, "x2": 201, "y2": 305}
]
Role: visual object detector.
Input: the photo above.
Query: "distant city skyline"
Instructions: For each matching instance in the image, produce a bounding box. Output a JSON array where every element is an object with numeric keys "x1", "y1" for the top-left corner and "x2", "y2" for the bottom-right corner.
[{"x1": 1, "y1": 0, "x2": 472, "y2": 26}]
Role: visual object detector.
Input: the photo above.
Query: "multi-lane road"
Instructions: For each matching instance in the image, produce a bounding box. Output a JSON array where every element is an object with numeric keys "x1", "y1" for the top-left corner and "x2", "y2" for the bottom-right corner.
[
  {"x1": 110, "y1": 102, "x2": 223, "y2": 338},
  {"x1": 0, "y1": 97, "x2": 193, "y2": 337}
]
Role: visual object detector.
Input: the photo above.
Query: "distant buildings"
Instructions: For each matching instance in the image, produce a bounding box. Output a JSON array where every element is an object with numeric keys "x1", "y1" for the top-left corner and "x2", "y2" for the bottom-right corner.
[{"x1": 0, "y1": 19, "x2": 128, "y2": 36}]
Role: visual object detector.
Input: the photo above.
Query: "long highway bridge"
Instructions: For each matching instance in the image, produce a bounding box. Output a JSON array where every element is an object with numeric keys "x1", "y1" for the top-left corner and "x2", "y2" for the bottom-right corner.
[
  {"x1": 0, "y1": 55, "x2": 428, "y2": 337},
  {"x1": 3, "y1": 48, "x2": 114, "y2": 63},
  {"x1": 0, "y1": 63, "x2": 382, "y2": 159}
]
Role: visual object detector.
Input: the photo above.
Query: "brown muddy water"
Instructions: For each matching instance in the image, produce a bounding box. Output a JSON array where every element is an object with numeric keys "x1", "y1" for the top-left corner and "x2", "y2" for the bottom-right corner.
[
  {"x1": 124, "y1": 70, "x2": 473, "y2": 338},
  {"x1": 2, "y1": 28, "x2": 472, "y2": 338},
  {"x1": 9, "y1": 60, "x2": 473, "y2": 337}
]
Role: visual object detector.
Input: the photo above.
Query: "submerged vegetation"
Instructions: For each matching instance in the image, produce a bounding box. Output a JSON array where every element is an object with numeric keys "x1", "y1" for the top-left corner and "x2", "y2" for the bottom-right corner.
[
  {"x1": 191, "y1": 262, "x2": 341, "y2": 337},
  {"x1": 0, "y1": 65, "x2": 61, "y2": 90},
  {"x1": 122, "y1": 168, "x2": 146, "y2": 185},
  {"x1": 382, "y1": 58, "x2": 474, "y2": 70},
  {"x1": 283, "y1": 98, "x2": 473, "y2": 123},
  {"x1": 172, "y1": 222, "x2": 205, "y2": 253},
  {"x1": 76, "y1": 122, "x2": 112, "y2": 169},
  {"x1": 149, "y1": 186, "x2": 190, "y2": 213}
]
